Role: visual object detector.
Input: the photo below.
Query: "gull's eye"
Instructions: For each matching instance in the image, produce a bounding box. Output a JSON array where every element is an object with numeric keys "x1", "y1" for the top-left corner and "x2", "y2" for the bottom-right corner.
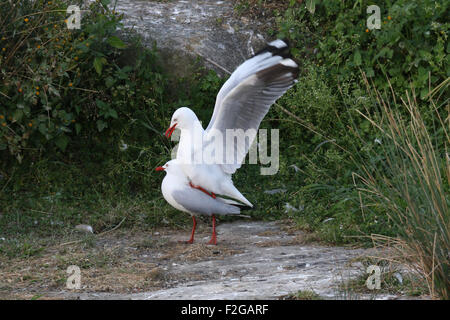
[{"x1": 173, "y1": 118, "x2": 178, "y2": 122}]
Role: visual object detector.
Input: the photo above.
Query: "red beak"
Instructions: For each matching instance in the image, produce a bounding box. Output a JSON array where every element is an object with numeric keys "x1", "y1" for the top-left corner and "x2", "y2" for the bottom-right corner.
[
  {"x1": 155, "y1": 166, "x2": 165, "y2": 171},
  {"x1": 165, "y1": 123, "x2": 177, "y2": 138}
]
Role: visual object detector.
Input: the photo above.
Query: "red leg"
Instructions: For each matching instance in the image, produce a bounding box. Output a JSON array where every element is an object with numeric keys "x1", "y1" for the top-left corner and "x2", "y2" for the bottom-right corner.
[
  {"x1": 189, "y1": 182, "x2": 216, "y2": 199},
  {"x1": 208, "y1": 215, "x2": 217, "y2": 245},
  {"x1": 179, "y1": 216, "x2": 196, "y2": 244}
]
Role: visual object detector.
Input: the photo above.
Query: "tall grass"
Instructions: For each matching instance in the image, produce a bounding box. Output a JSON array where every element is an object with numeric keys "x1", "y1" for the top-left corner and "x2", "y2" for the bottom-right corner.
[{"x1": 354, "y1": 77, "x2": 449, "y2": 299}]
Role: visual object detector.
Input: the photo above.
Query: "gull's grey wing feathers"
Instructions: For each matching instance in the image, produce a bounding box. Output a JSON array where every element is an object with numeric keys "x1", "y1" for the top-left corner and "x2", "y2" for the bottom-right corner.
[
  {"x1": 172, "y1": 188, "x2": 241, "y2": 216},
  {"x1": 205, "y1": 48, "x2": 299, "y2": 174},
  {"x1": 206, "y1": 39, "x2": 292, "y2": 133}
]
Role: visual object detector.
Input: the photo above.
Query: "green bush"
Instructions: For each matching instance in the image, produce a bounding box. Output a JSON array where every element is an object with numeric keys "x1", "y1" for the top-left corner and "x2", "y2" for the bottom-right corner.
[
  {"x1": 263, "y1": 0, "x2": 449, "y2": 244},
  {"x1": 278, "y1": 0, "x2": 449, "y2": 99},
  {"x1": 0, "y1": 0, "x2": 165, "y2": 163},
  {"x1": 0, "y1": 1, "x2": 230, "y2": 237}
]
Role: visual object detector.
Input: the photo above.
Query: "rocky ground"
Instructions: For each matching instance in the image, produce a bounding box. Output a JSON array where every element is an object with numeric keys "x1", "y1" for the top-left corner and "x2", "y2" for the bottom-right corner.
[{"x1": 1, "y1": 220, "x2": 410, "y2": 300}]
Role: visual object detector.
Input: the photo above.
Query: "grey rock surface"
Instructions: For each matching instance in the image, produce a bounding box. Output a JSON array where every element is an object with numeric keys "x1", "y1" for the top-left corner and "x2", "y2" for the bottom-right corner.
[
  {"x1": 56, "y1": 221, "x2": 402, "y2": 300},
  {"x1": 114, "y1": 0, "x2": 270, "y2": 75}
]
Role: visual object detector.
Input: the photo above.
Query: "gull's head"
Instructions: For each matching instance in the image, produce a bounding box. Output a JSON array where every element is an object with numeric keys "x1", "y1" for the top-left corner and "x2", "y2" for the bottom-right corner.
[
  {"x1": 165, "y1": 107, "x2": 199, "y2": 138},
  {"x1": 155, "y1": 159, "x2": 180, "y2": 175}
]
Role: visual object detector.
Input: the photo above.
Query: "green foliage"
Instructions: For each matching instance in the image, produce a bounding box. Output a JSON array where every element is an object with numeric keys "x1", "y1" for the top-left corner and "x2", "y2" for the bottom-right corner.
[
  {"x1": 278, "y1": 0, "x2": 449, "y2": 99},
  {"x1": 355, "y1": 85, "x2": 449, "y2": 299},
  {"x1": 0, "y1": 238, "x2": 44, "y2": 259},
  {"x1": 0, "y1": 1, "x2": 231, "y2": 243},
  {"x1": 263, "y1": 62, "x2": 386, "y2": 243},
  {"x1": 0, "y1": 0, "x2": 177, "y2": 240},
  {"x1": 267, "y1": 0, "x2": 449, "y2": 247},
  {"x1": 342, "y1": 258, "x2": 429, "y2": 297},
  {"x1": 173, "y1": 68, "x2": 226, "y2": 123},
  {"x1": 0, "y1": 0, "x2": 165, "y2": 163}
]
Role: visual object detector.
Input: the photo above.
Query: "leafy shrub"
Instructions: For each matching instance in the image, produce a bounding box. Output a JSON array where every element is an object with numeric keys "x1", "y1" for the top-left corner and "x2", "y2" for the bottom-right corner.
[
  {"x1": 278, "y1": 0, "x2": 449, "y2": 100},
  {"x1": 0, "y1": 0, "x2": 165, "y2": 163},
  {"x1": 0, "y1": 0, "x2": 231, "y2": 237},
  {"x1": 263, "y1": 0, "x2": 449, "y2": 243}
]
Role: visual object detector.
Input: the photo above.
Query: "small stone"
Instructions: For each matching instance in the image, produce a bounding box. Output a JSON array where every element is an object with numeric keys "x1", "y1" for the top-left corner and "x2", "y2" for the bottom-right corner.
[
  {"x1": 75, "y1": 224, "x2": 94, "y2": 233},
  {"x1": 240, "y1": 16, "x2": 249, "y2": 24},
  {"x1": 264, "y1": 188, "x2": 287, "y2": 195},
  {"x1": 284, "y1": 203, "x2": 298, "y2": 213},
  {"x1": 394, "y1": 272, "x2": 403, "y2": 284}
]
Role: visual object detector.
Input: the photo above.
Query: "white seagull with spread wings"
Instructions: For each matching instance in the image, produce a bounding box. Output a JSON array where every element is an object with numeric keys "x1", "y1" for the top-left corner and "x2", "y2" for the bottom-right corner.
[{"x1": 159, "y1": 39, "x2": 299, "y2": 244}]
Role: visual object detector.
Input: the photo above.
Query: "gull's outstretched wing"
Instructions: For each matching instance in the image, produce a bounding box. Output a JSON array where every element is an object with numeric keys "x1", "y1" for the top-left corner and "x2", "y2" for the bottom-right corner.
[{"x1": 205, "y1": 40, "x2": 299, "y2": 174}]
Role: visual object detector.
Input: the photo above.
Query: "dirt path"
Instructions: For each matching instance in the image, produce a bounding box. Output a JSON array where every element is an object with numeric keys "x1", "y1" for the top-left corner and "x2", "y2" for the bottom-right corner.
[{"x1": 18, "y1": 220, "x2": 399, "y2": 300}]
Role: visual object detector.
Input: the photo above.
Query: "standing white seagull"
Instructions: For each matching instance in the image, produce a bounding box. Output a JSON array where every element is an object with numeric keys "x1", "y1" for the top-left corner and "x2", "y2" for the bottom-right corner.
[
  {"x1": 162, "y1": 40, "x2": 298, "y2": 243},
  {"x1": 156, "y1": 159, "x2": 245, "y2": 245}
]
